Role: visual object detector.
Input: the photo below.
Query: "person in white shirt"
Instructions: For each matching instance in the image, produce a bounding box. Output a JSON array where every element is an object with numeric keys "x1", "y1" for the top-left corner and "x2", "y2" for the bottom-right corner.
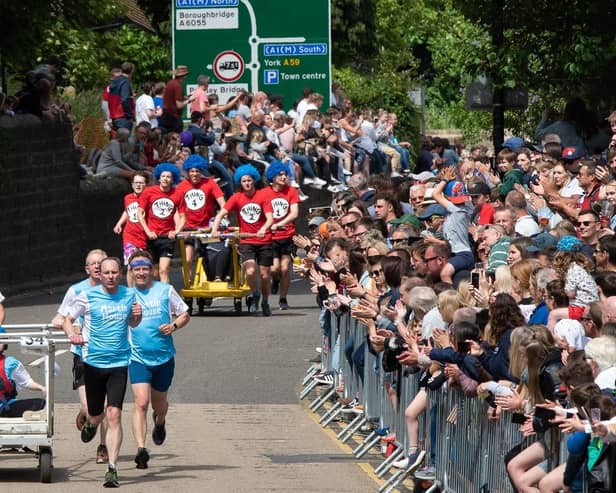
[{"x1": 135, "y1": 82, "x2": 159, "y2": 128}]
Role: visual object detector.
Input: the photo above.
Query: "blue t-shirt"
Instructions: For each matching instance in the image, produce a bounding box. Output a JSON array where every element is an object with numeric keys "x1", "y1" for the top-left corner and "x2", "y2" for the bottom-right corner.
[
  {"x1": 130, "y1": 282, "x2": 188, "y2": 366},
  {"x1": 70, "y1": 285, "x2": 136, "y2": 368},
  {"x1": 57, "y1": 278, "x2": 96, "y2": 358}
]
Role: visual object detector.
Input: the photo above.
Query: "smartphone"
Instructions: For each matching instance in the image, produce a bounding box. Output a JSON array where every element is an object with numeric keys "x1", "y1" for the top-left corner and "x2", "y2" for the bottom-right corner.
[
  {"x1": 534, "y1": 407, "x2": 556, "y2": 420},
  {"x1": 511, "y1": 413, "x2": 526, "y2": 424},
  {"x1": 471, "y1": 272, "x2": 480, "y2": 289}
]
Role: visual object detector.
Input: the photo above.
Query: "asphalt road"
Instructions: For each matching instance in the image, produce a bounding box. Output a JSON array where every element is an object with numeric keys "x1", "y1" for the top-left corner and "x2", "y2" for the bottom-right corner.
[{"x1": 0, "y1": 274, "x2": 381, "y2": 492}]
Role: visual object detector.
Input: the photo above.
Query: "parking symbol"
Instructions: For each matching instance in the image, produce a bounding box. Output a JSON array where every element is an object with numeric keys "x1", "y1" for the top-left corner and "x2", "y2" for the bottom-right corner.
[{"x1": 264, "y1": 70, "x2": 279, "y2": 85}]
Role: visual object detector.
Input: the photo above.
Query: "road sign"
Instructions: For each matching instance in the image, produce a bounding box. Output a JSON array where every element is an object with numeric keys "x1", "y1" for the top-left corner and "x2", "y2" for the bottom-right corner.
[{"x1": 172, "y1": 0, "x2": 331, "y2": 112}]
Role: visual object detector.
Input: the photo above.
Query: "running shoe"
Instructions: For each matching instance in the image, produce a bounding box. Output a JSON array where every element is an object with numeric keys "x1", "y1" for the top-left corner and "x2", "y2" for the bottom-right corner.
[
  {"x1": 96, "y1": 444, "x2": 109, "y2": 464},
  {"x1": 103, "y1": 467, "x2": 119, "y2": 488},
  {"x1": 414, "y1": 465, "x2": 436, "y2": 481},
  {"x1": 249, "y1": 292, "x2": 260, "y2": 314},
  {"x1": 152, "y1": 412, "x2": 167, "y2": 446},
  {"x1": 313, "y1": 371, "x2": 335, "y2": 386},
  {"x1": 261, "y1": 301, "x2": 272, "y2": 317},
  {"x1": 279, "y1": 298, "x2": 289, "y2": 310},
  {"x1": 391, "y1": 449, "x2": 426, "y2": 470},
  {"x1": 134, "y1": 447, "x2": 150, "y2": 469},
  {"x1": 81, "y1": 420, "x2": 98, "y2": 443}
]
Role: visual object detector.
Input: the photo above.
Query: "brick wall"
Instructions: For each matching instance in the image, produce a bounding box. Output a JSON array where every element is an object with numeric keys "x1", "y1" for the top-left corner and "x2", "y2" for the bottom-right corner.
[{"x1": 0, "y1": 117, "x2": 127, "y2": 295}]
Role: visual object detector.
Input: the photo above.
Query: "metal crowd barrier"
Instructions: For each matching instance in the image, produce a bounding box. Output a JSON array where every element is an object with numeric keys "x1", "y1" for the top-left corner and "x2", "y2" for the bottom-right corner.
[{"x1": 299, "y1": 308, "x2": 589, "y2": 493}]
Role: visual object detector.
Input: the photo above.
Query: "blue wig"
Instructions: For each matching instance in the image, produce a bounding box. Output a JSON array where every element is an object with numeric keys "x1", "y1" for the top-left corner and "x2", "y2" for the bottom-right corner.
[
  {"x1": 183, "y1": 154, "x2": 208, "y2": 172},
  {"x1": 153, "y1": 163, "x2": 181, "y2": 185},
  {"x1": 233, "y1": 164, "x2": 260, "y2": 185},
  {"x1": 265, "y1": 160, "x2": 288, "y2": 182}
]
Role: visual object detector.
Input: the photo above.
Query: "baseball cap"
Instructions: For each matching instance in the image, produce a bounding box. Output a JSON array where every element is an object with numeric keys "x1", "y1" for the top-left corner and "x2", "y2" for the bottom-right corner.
[
  {"x1": 417, "y1": 204, "x2": 447, "y2": 219},
  {"x1": 444, "y1": 180, "x2": 470, "y2": 204},
  {"x1": 469, "y1": 182, "x2": 491, "y2": 197},
  {"x1": 562, "y1": 147, "x2": 586, "y2": 161},
  {"x1": 308, "y1": 216, "x2": 327, "y2": 228},
  {"x1": 502, "y1": 136, "x2": 524, "y2": 150},
  {"x1": 389, "y1": 214, "x2": 421, "y2": 229},
  {"x1": 526, "y1": 232, "x2": 558, "y2": 253}
]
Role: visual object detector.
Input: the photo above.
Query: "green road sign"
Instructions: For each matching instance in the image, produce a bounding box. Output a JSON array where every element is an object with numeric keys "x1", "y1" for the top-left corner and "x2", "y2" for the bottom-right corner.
[{"x1": 172, "y1": 0, "x2": 331, "y2": 113}]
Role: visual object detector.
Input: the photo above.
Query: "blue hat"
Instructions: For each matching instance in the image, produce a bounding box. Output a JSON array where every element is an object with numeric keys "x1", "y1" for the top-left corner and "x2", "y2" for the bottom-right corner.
[
  {"x1": 556, "y1": 235, "x2": 583, "y2": 252},
  {"x1": 153, "y1": 163, "x2": 181, "y2": 185},
  {"x1": 526, "y1": 232, "x2": 558, "y2": 253},
  {"x1": 444, "y1": 180, "x2": 470, "y2": 204},
  {"x1": 503, "y1": 136, "x2": 524, "y2": 150},
  {"x1": 265, "y1": 161, "x2": 288, "y2": 182},
  {"x1": 442, "y1": 149, "x2": 459, "y2": 166},
  {"x1": 417, "y1": 204, "x2": 447, "y2": 219},
  {"x1": 233, "y1": 164, "x2": 260, "y2": 185},
  {"x1": 183, "y1": 154, "x2": 208, "y2": 172}
]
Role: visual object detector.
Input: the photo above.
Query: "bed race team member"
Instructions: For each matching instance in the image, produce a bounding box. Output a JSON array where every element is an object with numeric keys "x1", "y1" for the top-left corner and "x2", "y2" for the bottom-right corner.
[
  {"x1": 113, "y1": 172, "x2": 148, "y2": 286},
  {"x1": 210, "y1": 164, "x2": 274, "y2": 316},
  {"x1": 128, "y1": 250, "x2": 190, "y2": 470},
  {"x1": 137, "y1": 163, "x2": 185, "y2": 284},
  {"x1": 62, "y1": 257, "x2": 142, "y2": 488},
  {"x1": 52, "y1": 249, "x2": 109, "y2": 463},
  {"x1": 175, "y1": 154, "x2": 226, "y2": 277},
  {"x1": 262, "y1": 161, "x2": 299, "y2": 310}
]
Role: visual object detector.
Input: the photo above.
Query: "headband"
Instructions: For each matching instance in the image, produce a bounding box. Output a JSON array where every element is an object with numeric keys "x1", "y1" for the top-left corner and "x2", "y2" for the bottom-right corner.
[{"x1": 130, "y1": 259, "x2": 153, "y2": 268}]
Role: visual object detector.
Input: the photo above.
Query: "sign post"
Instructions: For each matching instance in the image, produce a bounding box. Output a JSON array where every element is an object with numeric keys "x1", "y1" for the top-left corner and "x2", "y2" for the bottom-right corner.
[{"x1": 172, "y1": 0, "x2": 331, "y2": 112}]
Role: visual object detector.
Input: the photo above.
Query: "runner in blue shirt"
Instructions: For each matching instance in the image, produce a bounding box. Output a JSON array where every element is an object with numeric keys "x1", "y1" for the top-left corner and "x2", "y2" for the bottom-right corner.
[
  {"x1": 63, "y1": 257, "x2": 142, "y2": 488},
  {"x1": 127, "y1": 250, "x2": 189, "y2": 469},
  {"x1": 52, "y1": 248, "x2": 110, "y2": 463}
]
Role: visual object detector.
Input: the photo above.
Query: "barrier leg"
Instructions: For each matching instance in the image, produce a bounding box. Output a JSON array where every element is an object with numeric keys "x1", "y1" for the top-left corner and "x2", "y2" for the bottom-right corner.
[
  {"x1": 353, "y1": 430, "x2": 379, "y2": 456},
  {"x1": 375, "y1": 446, "x2": 405, "y2": 477},
  {"x1": 319, "y1": 402, "x2": 342, "y2": 425},
  {"x1": 302, "y1": 365, "x2": 319, "y2": 386},
  {"x1": 339, "y1": 414, "x2": 367, "y2": 443},
  {"x1": 309, "y1": 385, "x2": 336, "y2": 412},
  {"x1": 299, "y1": 379, "x2": 319, "y2": 400}
]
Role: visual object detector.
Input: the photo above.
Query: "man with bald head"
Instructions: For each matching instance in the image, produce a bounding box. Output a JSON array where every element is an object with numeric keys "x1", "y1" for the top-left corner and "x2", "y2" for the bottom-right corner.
[{"x1": 601, "y1": 296, "x2": 616, "y2": 326}]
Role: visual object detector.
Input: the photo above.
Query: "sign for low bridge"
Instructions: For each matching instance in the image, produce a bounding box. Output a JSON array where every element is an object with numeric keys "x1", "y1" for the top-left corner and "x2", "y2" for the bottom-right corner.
[{"x1": 172, "y1": 0, "x2": 331, "y2": 112}]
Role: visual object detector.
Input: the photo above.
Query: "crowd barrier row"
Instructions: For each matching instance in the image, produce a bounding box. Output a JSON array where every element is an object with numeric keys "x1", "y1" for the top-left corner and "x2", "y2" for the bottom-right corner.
[{"x1": 300, "y1": 308, "x2": 583, "y2": 493}]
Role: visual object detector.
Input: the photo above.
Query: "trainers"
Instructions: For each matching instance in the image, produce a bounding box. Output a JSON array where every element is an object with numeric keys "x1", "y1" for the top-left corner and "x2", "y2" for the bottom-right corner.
[
  {"x1": 76, "y1": 411, "x2": 86, "y2": 431},
  {"x1": 313, "y1": 371, "x2": 335, "y2": 386},
  {"x1": 279, "y1": 298, "x2": 289, "y2": 310},
  {"x1": 340, "y1": 398, "x2": 358, "y2": 412},
  {"x1": 314, "y1": 177, "x2": 327, "y2": 186},
  {"x1": 96, "y1": 444, "x2": 109, "y2": 464},
  {"x1": 271, "y1": 279, "x2": 279, "y2": 295},
  {"x1": 290, "y1": 180, "x2": 300, "y2": 188},
  {"x1": 392, "y1": 449, "x2": 425, "y2": 470},
  {"x1": 152, "y1": 412, "x2": 166, "y2": 446},
  {"x1": 261, "y1": 301, "x2": 272, "y2": 317},
  {"x1": 81, "y1": 420, "x2": 98, "y2": 443},
  {"x1": 249, "y1": 291, "x2": 260, "y2": 314},
  {"x1": 103, "y1": 467, "x2": 119, "y2": 488},
  {"x1": 391, "y1": 171, "x2": 402, "y2": 178},
  {"x1": 414, "y1": 465, "x2": 436, "y2": 481},
  {"x1": 303, "y1": 177, "x2": 316, "y2": 185},
  {"x1": 134, "y1": 447, "x2": 150, "y2": 469}
]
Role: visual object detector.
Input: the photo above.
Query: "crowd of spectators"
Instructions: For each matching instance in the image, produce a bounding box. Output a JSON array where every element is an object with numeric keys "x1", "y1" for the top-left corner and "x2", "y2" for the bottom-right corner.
[{"x1": 295, "y1": 101, "x2": 616, "y2": 491}]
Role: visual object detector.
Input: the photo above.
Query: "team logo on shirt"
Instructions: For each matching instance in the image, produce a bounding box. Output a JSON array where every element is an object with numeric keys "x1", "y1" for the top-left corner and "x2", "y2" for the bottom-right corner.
[
  {"x1": 152, "y1": 198, "x2": 175, "y2": 218},
  {"x1": 271, "y1": 198, "x2": 289, "y2": 219},
  {"x1": 127, "y1": 202, "x2": 139, "y2": 223},
  {"x1": 239, "y1": 203, "x2": 262, "y2": 224},
  {"x1": 184, "y1": 189, "x2": 206, "y2": 210}
]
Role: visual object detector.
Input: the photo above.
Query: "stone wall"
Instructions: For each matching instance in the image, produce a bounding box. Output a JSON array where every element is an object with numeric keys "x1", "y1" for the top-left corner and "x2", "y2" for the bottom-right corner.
[{"x1": 0, "y1": 117, "x2": 127, "y2": 295}]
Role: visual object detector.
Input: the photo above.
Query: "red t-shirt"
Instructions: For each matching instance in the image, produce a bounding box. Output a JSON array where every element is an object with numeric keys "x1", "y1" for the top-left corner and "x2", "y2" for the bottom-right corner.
[
  {"x1": 138, "y1": 185, "x2": 181, "y2": 236},
  {"x1": 162, "y1": 79, "x2": 183, "y2": 118},
  {"x1": 176, "y1": 178, "x2": 224, "y2": 228},
  {"x1": 123, "y1": 193, "x2": 147, "y2": 249},
  {"x1": 261, "y1": 185, "x2": 299, "y2": 240},
  {"x1": 224, "y1": 189, "x2": 273, "y2": 244},
  {"x1": 477, "y1": 202, "x2": 495, "y2": 225}
]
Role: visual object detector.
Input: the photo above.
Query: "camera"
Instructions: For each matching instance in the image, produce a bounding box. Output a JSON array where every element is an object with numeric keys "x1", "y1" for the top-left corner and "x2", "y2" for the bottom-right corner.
[{"x1": 385, "y1": 335, "x2": 407, "y2": 357}]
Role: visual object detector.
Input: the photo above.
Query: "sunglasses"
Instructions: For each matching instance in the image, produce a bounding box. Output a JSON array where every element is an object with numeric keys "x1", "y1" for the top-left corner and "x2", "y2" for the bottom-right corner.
[
  {"x1": 391, "y1": 238, "x2": 408, "y2": 245},
  {"x1": 576, "y1": 220, "x2": 596, "y2": 227},
  {"x1": 341, "y1": 220, "x2": 357, "y2": 229},
  {"x1": 370, "y1": 269, "x2": 383, "y2": 277}
]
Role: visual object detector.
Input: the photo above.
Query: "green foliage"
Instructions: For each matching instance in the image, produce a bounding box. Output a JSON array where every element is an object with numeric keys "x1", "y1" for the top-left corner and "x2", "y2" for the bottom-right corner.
[{"x1": 63, "y1": 89, "x2": 104, "y2": 123}]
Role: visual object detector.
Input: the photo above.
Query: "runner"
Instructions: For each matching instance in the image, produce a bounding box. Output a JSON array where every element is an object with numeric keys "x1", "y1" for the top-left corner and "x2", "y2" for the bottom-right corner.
[
  {"x1": 137, "y1": 163, "x2": 185, "y2": 283},
  {"x1": 262, "y1": 161, "x2": 299, "y2": 309},
  {"x1": 113, "y1": 172, "x2": 148, "y2": 286},
  {"x1": 210, "y1": 164, "x2": 274, "y2": 316},
  {"x1": 127, "y1": 250, "x2": 190, "y2": 469},
  {"x1": 51, "y1": 249, "x2": 109, "y2": 463},
  {"x1": 62, "y1": 257, "x2": 142, "y2": 488}
]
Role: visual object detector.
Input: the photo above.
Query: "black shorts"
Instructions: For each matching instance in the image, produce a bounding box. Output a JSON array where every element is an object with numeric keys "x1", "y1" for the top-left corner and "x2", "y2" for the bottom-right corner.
[
  {"x1": 238, "y1": 243, "x2": 274, "y2": 267},
  {"x1": 271, "y1": 238, "x2": 295, "y2": 259},
  {"x1": 147, "y1": 237, "x2": 176, "y2": 263},
  {"x1": 72, "y1": 353, "x2": 85, "y2": 390},
  {"x1": 83, "y1": 364, "x2": 128, "y2": 416}
]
